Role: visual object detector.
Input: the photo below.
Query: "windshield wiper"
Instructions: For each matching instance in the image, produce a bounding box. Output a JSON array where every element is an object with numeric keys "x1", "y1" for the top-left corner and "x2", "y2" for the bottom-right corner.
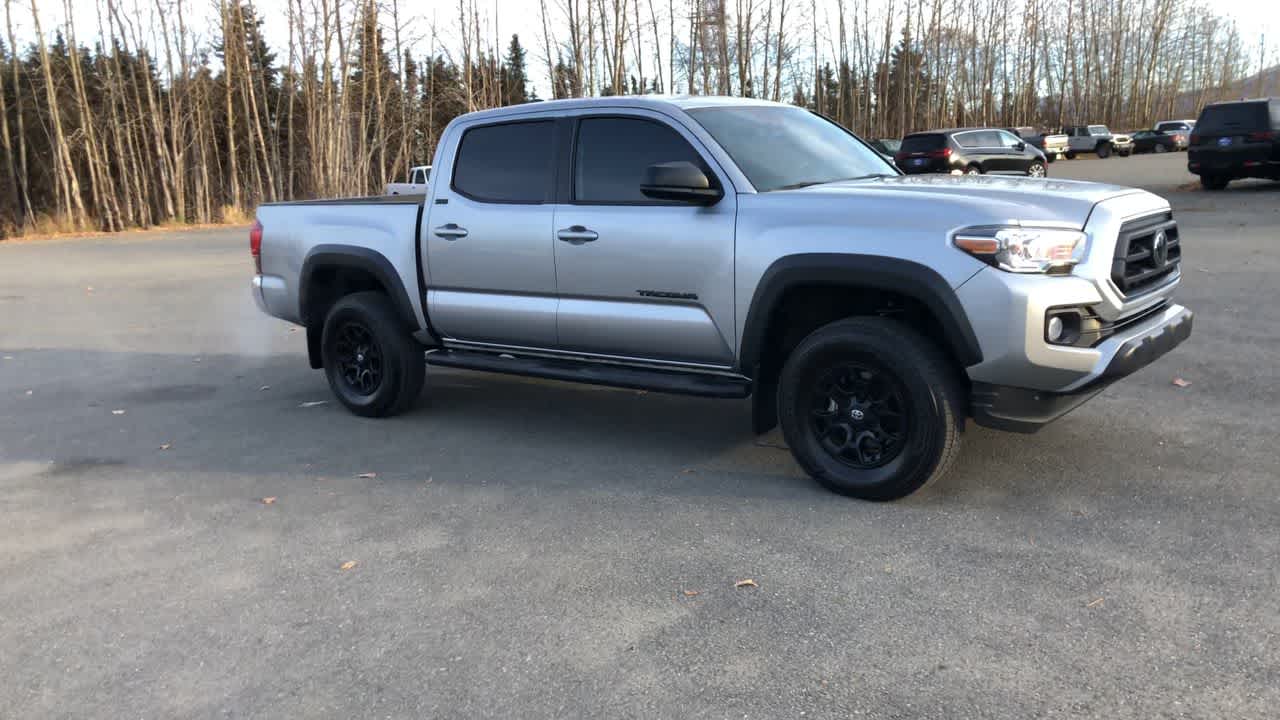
[{"x1": 773, "y1": 174, "x2": 889, "y2": 191}]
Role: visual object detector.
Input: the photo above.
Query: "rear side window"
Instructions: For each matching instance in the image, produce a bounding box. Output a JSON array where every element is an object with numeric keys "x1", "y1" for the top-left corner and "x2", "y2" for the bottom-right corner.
[
  {"x1": 452, "y1": 121, "x2": 555, "y2": 203},
  {"x1": 1196, "y1": 102, "x2": 1268, "y2": 132},
  {"x1": 574, "y1": 117, "x2": 708, "y2": 203},
  {"x1": 901, "y1": 134, "x2": 945, "y2": 152}
]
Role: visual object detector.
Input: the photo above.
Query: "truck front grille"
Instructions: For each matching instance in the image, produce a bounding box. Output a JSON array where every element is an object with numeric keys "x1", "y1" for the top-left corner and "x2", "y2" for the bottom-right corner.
[{"x1": 1112, "y1": 212, "x2": 1180, "y2": 296}]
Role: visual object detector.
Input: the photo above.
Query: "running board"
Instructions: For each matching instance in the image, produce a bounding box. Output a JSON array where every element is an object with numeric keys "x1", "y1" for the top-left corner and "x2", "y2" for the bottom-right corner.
[{"x1": 425, "y1": 349, "x2": 751, "y2": 399}]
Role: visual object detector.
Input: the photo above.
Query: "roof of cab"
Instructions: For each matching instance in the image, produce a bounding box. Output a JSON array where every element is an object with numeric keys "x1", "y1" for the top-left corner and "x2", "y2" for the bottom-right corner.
[{"x1": 451, "y1": 94, "x2": 791, "y2": 123}]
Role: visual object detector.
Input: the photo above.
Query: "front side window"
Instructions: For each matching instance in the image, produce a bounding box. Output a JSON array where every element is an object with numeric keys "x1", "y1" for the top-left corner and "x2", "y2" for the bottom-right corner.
[
  {"x1": 452, "y1": 121, "x2": 555, "y2": 203},
  {"x1": 997, "y1": 131, "x2": 1023, "y2": 148},
  {"x1": 574, "y1": 117, "x2": 708, "y2": 203},
  {"x1": 687, "y1": 105, "x2": 896, "y2": 192}
]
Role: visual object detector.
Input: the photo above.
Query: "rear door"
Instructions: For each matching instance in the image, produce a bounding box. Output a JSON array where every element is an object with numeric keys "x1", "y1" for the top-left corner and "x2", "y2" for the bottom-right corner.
[
  {"x1": 424, "y1": 118, "x2": 560, "y2": 348},
  {"x1": 551, "y1": 111, "x2": 737, "y2": 367}
]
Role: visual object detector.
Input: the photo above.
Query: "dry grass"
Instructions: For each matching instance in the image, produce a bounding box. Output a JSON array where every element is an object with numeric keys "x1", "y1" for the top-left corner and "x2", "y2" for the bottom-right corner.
[{"x1": 1, "y1": 210, "x2": 251, "y2": 244}]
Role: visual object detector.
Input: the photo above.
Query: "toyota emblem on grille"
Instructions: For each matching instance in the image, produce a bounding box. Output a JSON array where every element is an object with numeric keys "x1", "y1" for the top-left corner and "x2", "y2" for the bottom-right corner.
[{"x1": 1151, "y1": 230, "x2": 1168, "y2": 267}]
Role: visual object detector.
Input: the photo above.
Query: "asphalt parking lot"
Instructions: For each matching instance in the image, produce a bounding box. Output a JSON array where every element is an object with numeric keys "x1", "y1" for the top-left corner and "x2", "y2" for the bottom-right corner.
[{"x1": 2, "y1": 154, "x2": 1278, "y2": 719}]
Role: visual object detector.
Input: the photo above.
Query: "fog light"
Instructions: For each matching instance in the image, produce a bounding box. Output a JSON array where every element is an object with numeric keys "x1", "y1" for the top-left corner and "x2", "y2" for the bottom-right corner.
[{"x1": 1047, "y1": 315, "x2": 1065, "y2": 342}]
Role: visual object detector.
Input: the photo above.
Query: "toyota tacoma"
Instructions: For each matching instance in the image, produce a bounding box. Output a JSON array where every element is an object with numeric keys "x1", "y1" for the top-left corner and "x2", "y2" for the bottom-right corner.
[{"x1": 250, "y1": 97, "x2": 1193, "y2": 500}]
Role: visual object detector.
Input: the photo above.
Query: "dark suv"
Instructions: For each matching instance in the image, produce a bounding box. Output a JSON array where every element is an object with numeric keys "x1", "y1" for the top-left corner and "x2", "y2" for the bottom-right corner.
[
  {"x1": 1188, "y1": 98, "x2": 1280, "y2": 190},
  {"x1": 895, "y1": 129, "x2": 1047, "y2": 177}
]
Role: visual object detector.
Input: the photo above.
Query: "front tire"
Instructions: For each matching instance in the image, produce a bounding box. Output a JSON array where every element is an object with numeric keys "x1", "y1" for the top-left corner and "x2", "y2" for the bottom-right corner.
[
  {"x1": 777, "y1": 317, "x2": 963, "y2": 501},
  {"x1": 1096, "y1": 143, "x2": 1112, "y2": 159},
  {"x1": 1154, "y1": 143, "x2": 1168, "y2": 154},
  {"x1": 1027, "y1": 161, "x2": 1047, "y2": 177},
  {"x1": 964, "y1": 164, "x2": 982, "y2": 175},
  {"x1": 1200, "y1": 174, "x2": 1230, "y2": 191},
  {"x1": 321, "y1": 291, "x2": 425, "y2": 417}
]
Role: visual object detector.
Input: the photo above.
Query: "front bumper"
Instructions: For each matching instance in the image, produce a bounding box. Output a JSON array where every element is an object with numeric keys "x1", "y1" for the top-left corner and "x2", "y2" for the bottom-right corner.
[{"x1": 971, "y1": 306, "x2": 1193, "y2": 432}]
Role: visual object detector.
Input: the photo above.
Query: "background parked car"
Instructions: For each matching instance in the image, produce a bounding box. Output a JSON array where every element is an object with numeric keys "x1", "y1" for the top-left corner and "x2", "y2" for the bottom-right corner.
[
  {"x1": 1062, "y1": 125, "x2": 1116, "y2": 158},
  {"x1": 1130, "y1": 129, "x2": 1179, "y2": 154},
  {"x1": 385, "y1": 165, "x2": 431, "y2": 195},
  {"x1": 869, "y1": 138, "x2": 902, "y2": 156},
  {"x1": 895, "y1": 128, "x2": 1047, "y2": 176},
  {"x1": 1188, "y1": 97, "x2": 1280, "y2": 190},
  {"x1": 1154, "y1": 120, "x2": 1195, "y2": 150}
]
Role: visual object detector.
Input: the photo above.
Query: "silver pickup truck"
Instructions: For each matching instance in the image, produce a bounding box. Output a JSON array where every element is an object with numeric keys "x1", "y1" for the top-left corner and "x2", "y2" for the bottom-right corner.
[{"x1": 251, "y1": 96, "x2": 1193, "y2": 501}]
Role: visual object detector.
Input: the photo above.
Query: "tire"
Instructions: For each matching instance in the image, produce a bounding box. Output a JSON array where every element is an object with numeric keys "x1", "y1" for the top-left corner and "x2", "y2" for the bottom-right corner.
[
  {"x1": 1118, "y1": 150, "x2": 1131, "y2": 157},
  {"x1": 1096, "y1": 143, "x2": 1112, "y2": 159},
  {"x1": 964, "y1": 164, "x2": 982, "y2": 175},
  {"x1": 1026, "y1": 161, "x2": 1047, "y2": 178},
  {"x1": 1154, "y1": 143, "x2": 1168, "y2": 154},
  {"x1": 777, "y1": 317, "x2": 963, "y2": 501},
  {"x1": 320, "y1": 291, "x2": 425, "y2": 417},
  {"x1": 1046, "y1": 153, "x2": 1056, "y2": 164},
  {"x1": 1065, "y1": 151, "x2": 1076, "y2": 160},
  {"x1": 1200, "y1": 174, "x2": 1230, "y2": 191}
]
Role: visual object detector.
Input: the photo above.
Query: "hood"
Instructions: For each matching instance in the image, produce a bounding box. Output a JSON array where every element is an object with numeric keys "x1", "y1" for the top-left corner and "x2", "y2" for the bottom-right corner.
[{"x1": 790, "y1": 173, "x2": 1144, "y2": 227}]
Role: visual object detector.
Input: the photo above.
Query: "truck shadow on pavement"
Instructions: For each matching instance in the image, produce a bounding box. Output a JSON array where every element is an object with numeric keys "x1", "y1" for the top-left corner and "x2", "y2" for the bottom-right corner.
[{"x1": 0, "y1": 346, "x2": 1249, "y2": 512}]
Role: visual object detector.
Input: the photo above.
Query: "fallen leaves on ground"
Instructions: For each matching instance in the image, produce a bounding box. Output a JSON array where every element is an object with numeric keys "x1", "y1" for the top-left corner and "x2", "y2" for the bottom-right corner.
[
  {"x1": 259, "y1": 385, "x2": 270, "y2": 391},
  {"x1": 682, "y1": 589, "x2": 700, "y2": 597},
  {"x1": 1087, "y1": 597, "x2": 1105, "y2": 608},
  {"x1": 111, "y1": 409, "x2": 126, "y2": 415},
  {"x1": 339, "y1": 560, "x2": 358, "y2": 571},
  {"x1": 356, "y1": 472, "x2": 378, "y2": 479},
  {"x1": 299, "y1": 400, "x2": 328, "y2": 408},
  {"x1": 2, "y1": 355, "x2": 13, "y2": 360},
  {"x1": 261, "y1": 496, "x2": 277, "y2": 505},
  {"x1": 159, "y1": 443, "x2": 172, "y2": 450},
  {"x1": 734, "y1": 579, "x2": 758, "y2": 589},
  {"x1": 1172, "y1": 377, "x2": 1192, "y2": 388},
  {"x1": 24, "y1": 390, "x2": 32, "y2": 396}
]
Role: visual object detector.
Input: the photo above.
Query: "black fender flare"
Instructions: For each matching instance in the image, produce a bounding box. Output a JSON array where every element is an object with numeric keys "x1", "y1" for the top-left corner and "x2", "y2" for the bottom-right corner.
[
  {"x1": 299, "y1": 244, "x2": 422, "y2": 332},
  {"x1": 738, "y1": 254, "x2": 983, "y2": 433}
]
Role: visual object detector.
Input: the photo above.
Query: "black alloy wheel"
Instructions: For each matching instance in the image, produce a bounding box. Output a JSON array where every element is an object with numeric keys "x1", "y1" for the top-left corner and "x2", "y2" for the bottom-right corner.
[
  {"x1": 809, "y1": 361, "x2": 909, "y2": 470},
  {"x1": 334, "y1": 321, "x2": 384, "y2": 396}
]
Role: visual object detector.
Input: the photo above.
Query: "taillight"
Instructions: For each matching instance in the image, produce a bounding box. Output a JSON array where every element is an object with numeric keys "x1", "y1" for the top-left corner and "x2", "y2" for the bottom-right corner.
[
  {"x1": 249, "y1": 220, "x2": 263, "y2": 274},
  {"x1": 1248, "y1": 130, "x2": 1276, "y2": 142},
  {"x1": 1189, "y1": 133, "x2": 1200, "y2": 145},
  {"x1": 929, "y1": 147, "x2": 953, "y2": 158}
]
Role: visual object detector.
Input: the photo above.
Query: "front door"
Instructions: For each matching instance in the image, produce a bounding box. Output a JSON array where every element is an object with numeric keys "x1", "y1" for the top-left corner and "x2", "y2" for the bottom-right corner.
[
  {"x1": 552, "y1": 113, "x2": 737, "y2": 367},
  {"x1": 424, "y1": 118, "x2": 559, "y2": 348}
]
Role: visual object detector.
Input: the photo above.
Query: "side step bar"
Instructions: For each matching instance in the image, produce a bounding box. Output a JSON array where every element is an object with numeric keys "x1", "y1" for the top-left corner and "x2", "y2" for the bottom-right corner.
[{"x1": 425, "y1": 349, "x2": 751, "y2": 399}]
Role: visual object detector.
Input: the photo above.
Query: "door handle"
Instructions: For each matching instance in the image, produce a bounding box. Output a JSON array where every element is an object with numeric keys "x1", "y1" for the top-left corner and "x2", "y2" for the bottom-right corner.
[
  {"x1": 434, "y1": 223, "x2": 468, "y2": 239},
  {"x1": 557, "y1": 225, "x2": 598, "y2": 244}
]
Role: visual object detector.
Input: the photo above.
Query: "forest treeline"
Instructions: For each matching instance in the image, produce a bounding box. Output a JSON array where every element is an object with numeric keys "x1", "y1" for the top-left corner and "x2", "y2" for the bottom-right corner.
[{"x1": 0, "y1": 0, "x2": 1264, "y2": 237}]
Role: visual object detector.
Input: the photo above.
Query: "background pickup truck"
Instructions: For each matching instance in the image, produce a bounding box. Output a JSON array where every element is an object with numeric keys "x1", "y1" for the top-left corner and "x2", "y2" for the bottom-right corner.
[
  {"x1": 384, "y1": 165, "x2": 430, "y2": 195},
  {"x1": 251, "y1": 97, "x2": 1192, "y2": 501},
  {"x1": 1063, "y1": 125, "x2": 1118, "y2": 158},
  {"x1": 1009, "y1": 126, "x2": 1069, "y2": 161}
]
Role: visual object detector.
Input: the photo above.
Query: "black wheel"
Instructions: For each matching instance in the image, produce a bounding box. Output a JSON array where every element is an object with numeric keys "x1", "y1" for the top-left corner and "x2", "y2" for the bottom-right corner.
[
  {"x1": 777, "y1": 317, "x2": 963, "y2": 501},
  {"x1": 1096, "y1": 143, "x2": 1112, "y2": 159},
  {"x1": 1065, "y1": 151, "x2": 1077, "y2": 160},
  {"x1": 1027, "y1": 161, "x2": 1047, "y2": 178},
  {"x1": 964, "y1": 164, "x2": 982, "y2": 175},
  {"x1": 321, "y1": 291, "x2": 425, "y2": 417},
  {"x1": 1154, "y1": 143, "x2": 1168, "y2": 154},
  {"x1": 1200, "y1": 174, "x2": 1230, "y2": 191}
]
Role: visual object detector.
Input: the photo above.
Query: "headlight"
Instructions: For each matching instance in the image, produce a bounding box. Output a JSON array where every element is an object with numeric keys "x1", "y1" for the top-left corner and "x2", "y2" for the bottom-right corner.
[{"x1": 953, "y1": 226, "x2": 1087, "y2": 274}]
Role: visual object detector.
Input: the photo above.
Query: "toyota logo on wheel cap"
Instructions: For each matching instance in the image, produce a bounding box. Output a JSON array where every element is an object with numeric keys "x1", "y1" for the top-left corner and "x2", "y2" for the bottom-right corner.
[{"x1": 1151, "y1": 230, "x2": 1169, "y2": 267}]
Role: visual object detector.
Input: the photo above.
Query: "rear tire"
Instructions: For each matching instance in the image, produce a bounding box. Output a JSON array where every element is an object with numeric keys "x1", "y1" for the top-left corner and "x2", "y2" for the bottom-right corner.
[
  {"x1": 1065, "y1": 151, "x2": 1077, "y2": 160},
  {"x1": 321, "y1": 291, "x2": 425, "y2": 417},
  {"x1": 1200, "y1": 174, "x2": 1230, "y2": 191},
  {"x1": 777, "y1": 317, "x2": 963, "y2": 501},
  {"x1": 964, "y1": 164, "x2": 982, "y2": 175},
  {"x1": 1096, "y1": 143, "x2": 1112, "y2": 159},
  {"x1": 1154, "y1": 143, "x2": 1168, "y2": 154}
]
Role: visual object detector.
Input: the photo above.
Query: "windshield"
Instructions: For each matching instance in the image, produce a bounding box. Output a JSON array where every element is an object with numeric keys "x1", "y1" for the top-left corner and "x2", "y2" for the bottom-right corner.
[{"x1": 686, "y1": 105, "x2": 896, "y2": 192}]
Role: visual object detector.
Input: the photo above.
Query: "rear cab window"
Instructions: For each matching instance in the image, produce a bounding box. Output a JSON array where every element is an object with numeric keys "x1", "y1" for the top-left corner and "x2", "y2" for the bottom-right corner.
[
  {"x1": 901, "y1": 134, "x2": 946, "y2": 153},
  {"x1": 1088, "y1": 125, "x2": 1110, "y2": 136},
  {"x1": 452, "y1": 121, "x2": 556, "y2": 203},
  {"x1": 1196, "y1": 102, "x2": 1269, "y2": 133}
]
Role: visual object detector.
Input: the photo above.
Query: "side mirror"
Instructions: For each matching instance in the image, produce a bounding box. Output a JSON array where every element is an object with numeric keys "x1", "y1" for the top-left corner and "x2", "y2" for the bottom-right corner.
[
  {"x1": 640, "y1": 161, "x2": 723, "y2": 205},
  {"x1": 1014, "y1": 141, "x2": 1026, "y2": 151}
]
